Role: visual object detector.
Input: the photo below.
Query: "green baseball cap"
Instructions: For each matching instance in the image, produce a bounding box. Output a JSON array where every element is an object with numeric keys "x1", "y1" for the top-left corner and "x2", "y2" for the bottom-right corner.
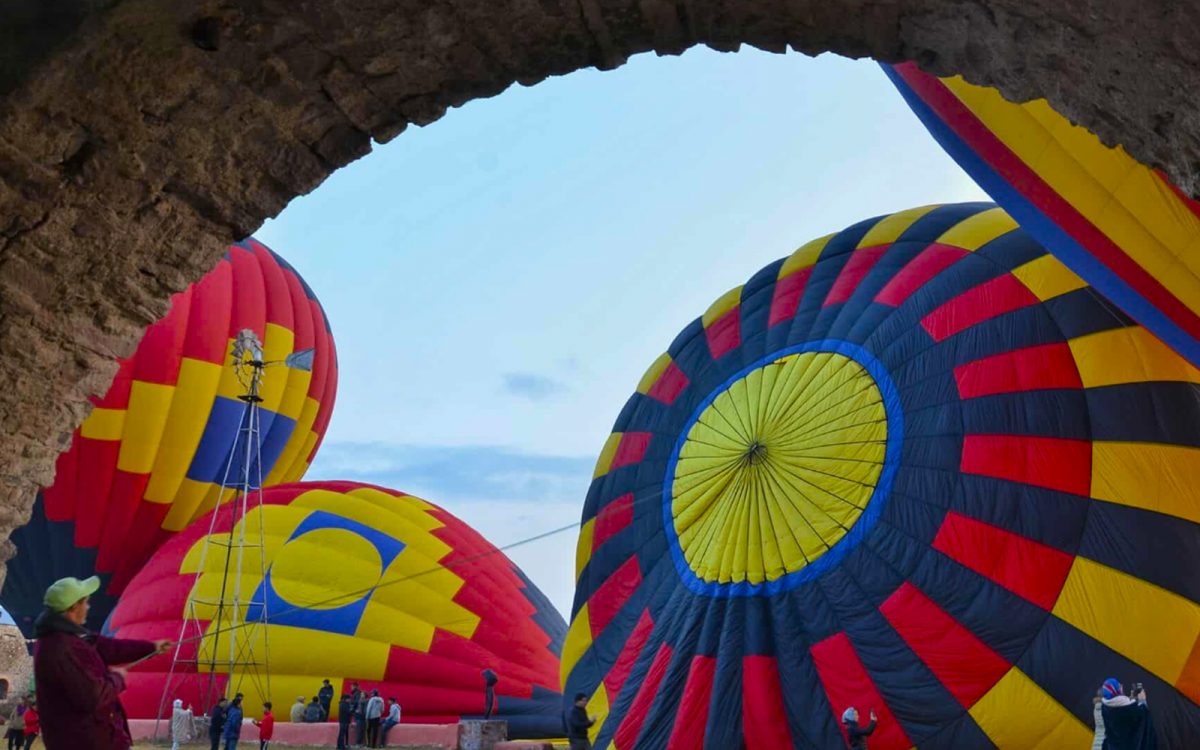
[{"x1": 43, "y1": 576, "x2": 100, "y2": 612}]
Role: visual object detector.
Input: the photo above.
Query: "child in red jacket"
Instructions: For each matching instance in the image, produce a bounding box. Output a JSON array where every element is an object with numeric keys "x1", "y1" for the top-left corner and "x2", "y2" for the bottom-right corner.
[
  {"x1": 252, "y1": 702, "x2": 274, "y2": 750},
  {"x1": 21, "y1": 702, "x2": 38, "y2": 750}
]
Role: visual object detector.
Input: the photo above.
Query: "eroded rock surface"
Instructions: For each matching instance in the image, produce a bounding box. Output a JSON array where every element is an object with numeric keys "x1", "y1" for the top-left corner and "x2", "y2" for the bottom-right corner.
[{"x1": 0, "y1": 0, "x2": 1197, "y2": 581}]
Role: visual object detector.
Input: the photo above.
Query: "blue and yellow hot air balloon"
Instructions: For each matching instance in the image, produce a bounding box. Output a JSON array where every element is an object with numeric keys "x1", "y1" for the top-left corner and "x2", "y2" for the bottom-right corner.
[
  {"x1": 564, "y1": 204, "x2": 1200, "y2": 749},
  {"x1": 108, "y1": 481, "x2": 567, "y2": 739},
  {"x1": 886, "y1": 62, "x2": 1200, "y2": 370},
  {"x1": 1, "y1": 239, "x2": 337, "y2": 633}
]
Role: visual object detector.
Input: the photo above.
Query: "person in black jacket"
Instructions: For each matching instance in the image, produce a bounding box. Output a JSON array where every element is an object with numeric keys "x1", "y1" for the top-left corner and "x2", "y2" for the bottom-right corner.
[
  {"x1": 208, "y1": 698, "x2": 228, "y2": 750},
  {"x1": 318, "y1": 679, "x2": 335, "y2": 720},
  {"x1": 842, "y1": 706, "x2": 877, "y2": 750},
  {"x1": 1099, "y1": 678, "x2": 1156, "y2": 750},
  {"x1": 482, "y1": 669, "x2": 498, "y2": 720},
  {"x1": 566, "y1": 693, "x2": 596, "y2": 750},
  {"x1": 336, "y1": 695, "x2": 353, "y2": 750}
]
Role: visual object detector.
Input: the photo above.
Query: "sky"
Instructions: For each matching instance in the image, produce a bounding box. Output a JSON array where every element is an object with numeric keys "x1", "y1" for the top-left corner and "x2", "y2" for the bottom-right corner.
[{"x1": 254, "y1": 48, "x2": 987, "y2": 621}]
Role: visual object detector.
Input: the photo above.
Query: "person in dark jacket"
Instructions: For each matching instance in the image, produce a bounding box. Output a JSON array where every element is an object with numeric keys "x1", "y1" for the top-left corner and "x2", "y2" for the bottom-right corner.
[
  {"x1": 482, "y1": 669, "x2": 498, "y2": 720},
  {"x1": 336, "y1": 695, "x2": 353, "y2": 750},
  {"x1": 351, "y1": 682, "x2": 367, "y2": 747},
  {"x1": 842, "y1": 707, "x2": 877, "y2": 750},
  {"x1": 1099, "y1": 678, "x2": 1157, "y2": 750},
  {"x1": 318, "y1": 679, "x2": 335, "y2": 720},
  {"x1": 32, "y1": 576, "x2": 169, "y2": 750},
  {"x1": 223, "y1": 696, "x2": 244, "y2": 750},
  {"x1": 566, "y1": 693, "x2": 595, "y2": 750},
  {"x1": 303, "y1": 697, "x2": 324, "y2": 723},
  {"x1": 208, "y1": 698, "x2": 228, "y2": 750}
]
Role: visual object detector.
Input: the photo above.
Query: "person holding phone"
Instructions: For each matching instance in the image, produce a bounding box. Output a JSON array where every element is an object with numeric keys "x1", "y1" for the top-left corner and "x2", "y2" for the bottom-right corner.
[
  {"x1": 1099, "y1": 678, "x2": 1156, "y2": 750},
  {"x1": 841, "y1": 706, "x2": 877, "y2": 750}
]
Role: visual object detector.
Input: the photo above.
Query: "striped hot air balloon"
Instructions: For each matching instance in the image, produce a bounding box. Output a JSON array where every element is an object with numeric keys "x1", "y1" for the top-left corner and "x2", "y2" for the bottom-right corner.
[
  {"x1": 886, "y1": 62, "x2": 1200, "y2": 371},
  {"x1": 2, "y1": 238, "x2": 337, "y2": 633},
  {"x1": 563, "y1": 203, "x2": 1200, "y2": 749},
  {"x1": 107, "y1": 481, "x2": 567, "y2": 739}
]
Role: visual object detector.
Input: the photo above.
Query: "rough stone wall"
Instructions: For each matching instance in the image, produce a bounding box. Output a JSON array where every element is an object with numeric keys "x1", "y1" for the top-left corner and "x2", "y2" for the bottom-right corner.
[
  {"x1": 0, "y1": 0, "x2": 1197, "y2": 583},
  {"x1": 0, "y1": 626, "x2": 31, "y2": 700}
]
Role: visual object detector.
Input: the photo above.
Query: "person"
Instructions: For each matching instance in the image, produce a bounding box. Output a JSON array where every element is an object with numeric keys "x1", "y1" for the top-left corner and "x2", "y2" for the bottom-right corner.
[
  {"x1": 1099, "y1": 678, "x2": 1156, "y2": 750},
  {"x1": 4, "y1": 695, "x2": 27, "y2": 750},
  {"x1": 20, "y1": 701, "x2": 37, "y2": 750},
  {"x1": 565, "y1": 693, "x2": 595, "y2": 750},
  {"x1": 304, "y1": 697, "x2": 324, "y2": 723},
  {"x1": 318, "y1": 679, "x2": 334, "y2": 720},
  {"x1": 223, "y1": 695, "x2": 244, "y2": 750},
  {"x1": 252, "y1": 702, "x2": 274, "y2": 750},
  {"x1": 380, "y1": 698, "x2": 401, "y2": 746},
  {"x1": 842, "y1": 707, "x2": 877, "y2": 750},
  {"x1": 365, "y1": 689, "x2": 385, "y2": 747},
  {"x1": 351, "y1": 684, "x2": 367, "y2": 747},
  {"x1": 171, "y1": 699, "x2": 195, "y2": 750},
  {"x1": 208, "y1": 698, "x2": 228, "y2": 750},
  {"x1": 336, "y1": 695, "x2": 353, "y2": 750},
  {"x1": 482, "y1": 669, "x2": 498, "y2": 720},
  {"x1": 289, "y1": 697, "x2": 305, "y2": 724},
  {"x1": 1093, "y1": 687, "x2": 1107, "y2": 750},
  {"x1": 32, "y1": 575, "x2": 170, "y2": 750}
]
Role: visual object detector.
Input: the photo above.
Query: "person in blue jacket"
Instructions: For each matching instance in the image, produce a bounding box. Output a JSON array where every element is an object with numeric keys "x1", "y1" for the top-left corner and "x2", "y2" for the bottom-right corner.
[{"x1": 223, "y1": 696, "x2": 244, "y2": 750}]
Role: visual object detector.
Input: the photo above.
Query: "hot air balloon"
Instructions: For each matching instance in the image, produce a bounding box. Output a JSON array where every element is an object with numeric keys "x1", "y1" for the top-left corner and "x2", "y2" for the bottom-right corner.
[
  {"x1": 886, "y1": 62, "x2": 1200, "y2": 371},
  {"x1": 563, "y1": 203, "x2": 1200, "y2": 749},
  {"x1": 108, "y1": 481, "x2": 567, "y2": 739},
  {"x1": 1, "y1": 239, "x2": 337, "y2": 634}
]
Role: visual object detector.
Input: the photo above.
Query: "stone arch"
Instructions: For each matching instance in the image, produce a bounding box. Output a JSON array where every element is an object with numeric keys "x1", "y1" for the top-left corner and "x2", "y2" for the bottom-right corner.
[{"x1": 0, "y1": 0, "x2": 1196, "y2": 575}]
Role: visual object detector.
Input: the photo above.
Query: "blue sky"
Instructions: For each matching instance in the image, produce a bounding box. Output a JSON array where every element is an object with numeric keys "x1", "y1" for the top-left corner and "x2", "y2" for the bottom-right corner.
[{"x1": 255, "y1": 49, "x2": 986, "y2": 618}]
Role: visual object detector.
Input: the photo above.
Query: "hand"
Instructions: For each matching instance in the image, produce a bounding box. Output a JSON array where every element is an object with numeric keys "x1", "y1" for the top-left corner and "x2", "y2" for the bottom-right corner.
[
  {"x1": 870, "y1": 711, "x2": 877, "y2": 721},
  {"x1": 153, "y1": 639, "x2": 173, "y2": 654},
  {"x1": 110, "y1": 667, "x2": 128, "y2": 681},
  {"x1": 1137, "y1": 689, "x2": 1147, "y2": 702},
  {"x1": 589, "y1": 715, "x2": 597, "y2": 722}
]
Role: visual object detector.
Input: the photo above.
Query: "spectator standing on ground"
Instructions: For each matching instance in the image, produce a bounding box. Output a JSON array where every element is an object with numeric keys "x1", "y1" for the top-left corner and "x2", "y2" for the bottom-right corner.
[
  {"x1": 1093, "y1": 688, "x2": 1107, "y2": 750},
  {"x1": 365, "y1": 690, "x2": 385, "y2": 748},
  {"x1": 4, "y1": 695, "x2": 27, "y2": 750},
  {"x1": 482, "y1": 669, "x2": 498, "y2": 720},
  {"x1": 351, "y1": 683, "x2": 367, "y2": 748},
  {"x1": 20, "y1": 702, "x2": 37, "y2": 750},
  {"x1": 1099, "y1": 678, "x2": 1156, "y2": 750},
  {"x1": 842, "y1": 707, "x2": 877, "y2": 750},
  {"x1": 223, "y1": 696, "x2": 243, "y2": 750},
  {"x1": 318, "y1": 680, "x2": 334, "y2": 720},
  {"x1": 32, "y1": 576, "x2": 169, "y2": 750},
  {"x1": 288, "y1": 697, "x2": 305, "y2": 724},
  {"x1": 252, "y1": 702, "x2": 274, "y2": 750},
  {"x1": 566, "y1": 693, "x2": 595, "y2": 750},
  {"x1": 208, "y1": 698, "x2": 228, "y2": 750},
  {"x1": 336, "y1": 695, "x2": 352, "y2": 750},
  {"x1": 171, "y1": 699, "x2": 194, "y2": 750},
  {"x1": 380, "y1": 698, "x2": 401, "y2": 746}
]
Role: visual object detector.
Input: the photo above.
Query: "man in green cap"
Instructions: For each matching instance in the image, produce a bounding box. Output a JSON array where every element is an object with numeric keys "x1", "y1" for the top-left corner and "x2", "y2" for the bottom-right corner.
[{"x1": 32, "y1": 576, "x2": 171, "y2": 749}]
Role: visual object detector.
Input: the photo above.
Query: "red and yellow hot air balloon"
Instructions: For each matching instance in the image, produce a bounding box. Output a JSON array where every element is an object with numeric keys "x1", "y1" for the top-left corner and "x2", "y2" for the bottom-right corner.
[
  {"x1": 1, "y1": 238, "x2": 337, "y2": 633},
  {"x1": 108, "y1": 481, "x2": 567, "y2": 739}
]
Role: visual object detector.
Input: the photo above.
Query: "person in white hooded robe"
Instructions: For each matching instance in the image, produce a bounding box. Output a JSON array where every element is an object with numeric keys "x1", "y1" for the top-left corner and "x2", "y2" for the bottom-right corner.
[{"x1": 172, "y1": 698, "x2": 195, "y2": 750}]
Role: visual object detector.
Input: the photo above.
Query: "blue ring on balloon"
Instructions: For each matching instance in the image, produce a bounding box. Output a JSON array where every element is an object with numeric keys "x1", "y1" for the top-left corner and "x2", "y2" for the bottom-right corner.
[{"x1": 661, "y1": 338, "x2": 904, "y2": 598}]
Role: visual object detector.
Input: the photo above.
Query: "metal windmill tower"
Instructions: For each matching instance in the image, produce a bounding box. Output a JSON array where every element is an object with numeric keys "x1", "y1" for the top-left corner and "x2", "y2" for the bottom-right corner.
[{"x1": 153, "y1": 329, "x2": 315, "y2": 737}]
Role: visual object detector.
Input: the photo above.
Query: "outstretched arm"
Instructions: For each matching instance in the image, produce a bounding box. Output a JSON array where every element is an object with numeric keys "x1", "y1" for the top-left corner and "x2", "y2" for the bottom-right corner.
[{"x1": 92, "y1": 635, "x2": 161, "y2": 666}]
